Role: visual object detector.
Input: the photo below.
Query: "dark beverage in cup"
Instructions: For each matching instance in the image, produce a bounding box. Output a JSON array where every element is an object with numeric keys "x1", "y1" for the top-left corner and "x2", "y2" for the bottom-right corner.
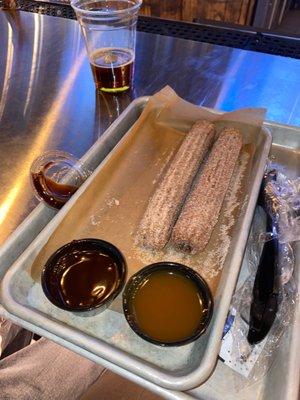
[
  {"x1": 71, "y1": 0, "x2": 141, "y2": 93},
  {"x1": 90, "y1": 48, "x2": 134, "y2": 92}
]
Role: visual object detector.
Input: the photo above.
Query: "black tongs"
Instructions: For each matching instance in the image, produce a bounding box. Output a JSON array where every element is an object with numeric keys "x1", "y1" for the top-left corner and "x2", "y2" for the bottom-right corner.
[{"x1": 247, "y1": 170, "x2": 280, "y2": 345}]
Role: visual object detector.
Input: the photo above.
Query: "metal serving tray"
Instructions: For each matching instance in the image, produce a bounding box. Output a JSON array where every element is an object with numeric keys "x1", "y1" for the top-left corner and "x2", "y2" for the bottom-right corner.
[{"x1": 0, "y1": 96, "x2": 272, "y2": 391}]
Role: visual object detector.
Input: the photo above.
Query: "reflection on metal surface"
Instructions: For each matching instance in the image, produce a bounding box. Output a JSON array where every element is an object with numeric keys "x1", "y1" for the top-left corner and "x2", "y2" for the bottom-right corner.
[
  {"x1": 0, "y1": 19, "x2": 15, "y2": 227},
  {"x1": 0, "y1": 11, "x2": 299, "y2": 244},
  {"x1": 0, "y1": 22, "x2": 13, "y2": 122},
  {"x1": 0, "y1": 187, "x2": 19, "y2": 228},
  {"x1": 37, "y1": 49, "x2": 86, "y2": 139},
  {"x1": 23, "y1": 14, "x2": 43, "y2": 116},
  {"x1": 95, "y1": 89, "x2": 135, "y2": 137},
  {"x1": 212, "y1": 50, "x2": 300, "y2": 125}
]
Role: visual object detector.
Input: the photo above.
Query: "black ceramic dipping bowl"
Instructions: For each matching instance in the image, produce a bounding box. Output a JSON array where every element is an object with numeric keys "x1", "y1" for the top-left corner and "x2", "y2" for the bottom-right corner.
[
  {"x1": 123, "y1": 262, "x2": 213, "y2": 346},
  {"x1": 41, "y1": 238, "x2": 127, "y2": 313}
]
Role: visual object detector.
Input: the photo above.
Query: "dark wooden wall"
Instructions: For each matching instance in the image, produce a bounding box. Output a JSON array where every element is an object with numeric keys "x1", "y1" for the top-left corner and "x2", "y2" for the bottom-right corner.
[{"x1": 140, "y1": 0, "x2": 255, "y2": 25}]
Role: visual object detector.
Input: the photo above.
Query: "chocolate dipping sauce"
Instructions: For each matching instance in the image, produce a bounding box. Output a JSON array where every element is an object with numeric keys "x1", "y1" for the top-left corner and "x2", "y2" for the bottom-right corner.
[
  {"x1": 58, "y1": 249, "x2": 120, "y2": 309},
  {"x1": 31, "y1": 162, "x2": 78, "y2": 209}
]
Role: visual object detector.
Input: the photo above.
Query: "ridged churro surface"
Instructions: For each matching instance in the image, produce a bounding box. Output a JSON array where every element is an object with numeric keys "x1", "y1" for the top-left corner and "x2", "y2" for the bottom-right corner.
[
  {"x1": 136, "y1": 120, "x2": 216, "y2": 250},
  {"x1": 171, "y1": 127, "x2": 242, "y2": 254}
]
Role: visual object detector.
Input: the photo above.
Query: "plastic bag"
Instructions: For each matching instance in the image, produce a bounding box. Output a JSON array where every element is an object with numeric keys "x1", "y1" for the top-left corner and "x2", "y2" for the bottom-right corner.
[
  {"x1": 264, "y1": 170, "x2": 300, "y2": 244},
  {"x1": 227, "y1": 163, "x2": 298, "y2": 384}
]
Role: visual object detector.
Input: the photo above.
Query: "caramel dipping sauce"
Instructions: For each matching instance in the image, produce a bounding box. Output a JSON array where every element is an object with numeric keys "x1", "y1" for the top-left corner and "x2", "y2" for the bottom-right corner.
[
  {"x1": 42, "y1": 239, "x2": 127, "y2": 312},
  {"x1": 123, "y1": 262, "x2": 213, "y2": 346},
  {"x1": 134, "y1": 271, "x2": 203, "y2": 342}
]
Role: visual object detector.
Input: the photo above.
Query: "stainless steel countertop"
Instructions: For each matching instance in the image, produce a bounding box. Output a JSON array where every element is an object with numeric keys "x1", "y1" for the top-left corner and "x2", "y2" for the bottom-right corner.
[{"x1": 0, "y1": 10, "x2": 300, "y2": 245}]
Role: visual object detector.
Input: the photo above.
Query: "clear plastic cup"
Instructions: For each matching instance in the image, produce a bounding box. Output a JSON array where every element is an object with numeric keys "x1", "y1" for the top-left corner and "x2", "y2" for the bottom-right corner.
[{"x1": 71, "y1": 0, "x2": 142, "y2": 93}]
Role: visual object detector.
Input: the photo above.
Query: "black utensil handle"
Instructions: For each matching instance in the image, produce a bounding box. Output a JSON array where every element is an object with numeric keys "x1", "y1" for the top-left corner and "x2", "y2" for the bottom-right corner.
[{"x1": 247, "y1": 237, "x2": 279, "y2": 345}]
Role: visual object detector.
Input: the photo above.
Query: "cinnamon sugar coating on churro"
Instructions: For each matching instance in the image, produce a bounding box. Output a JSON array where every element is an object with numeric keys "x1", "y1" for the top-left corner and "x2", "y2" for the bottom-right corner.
[
  {"x1": 171, "y1": 127, "x2": 242, "y2": 254},
  {"x1": 136, "y1": 120, "x2": 216, "y2": 250}
]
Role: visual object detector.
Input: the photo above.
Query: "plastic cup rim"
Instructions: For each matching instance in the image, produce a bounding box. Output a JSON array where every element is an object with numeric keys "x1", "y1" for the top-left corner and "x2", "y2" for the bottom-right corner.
[{"x1": 71, "y1": 0, "x2": 142, "y2": 16}]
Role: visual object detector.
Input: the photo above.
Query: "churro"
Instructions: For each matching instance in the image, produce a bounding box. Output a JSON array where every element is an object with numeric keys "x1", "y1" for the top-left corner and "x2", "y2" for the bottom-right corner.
[
  {"x1": 136, "y1": 120, "x2": 216, "y2": 250},
  {"x1": 171, "y1": 127, "x2": 242, "y2": 254}
]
